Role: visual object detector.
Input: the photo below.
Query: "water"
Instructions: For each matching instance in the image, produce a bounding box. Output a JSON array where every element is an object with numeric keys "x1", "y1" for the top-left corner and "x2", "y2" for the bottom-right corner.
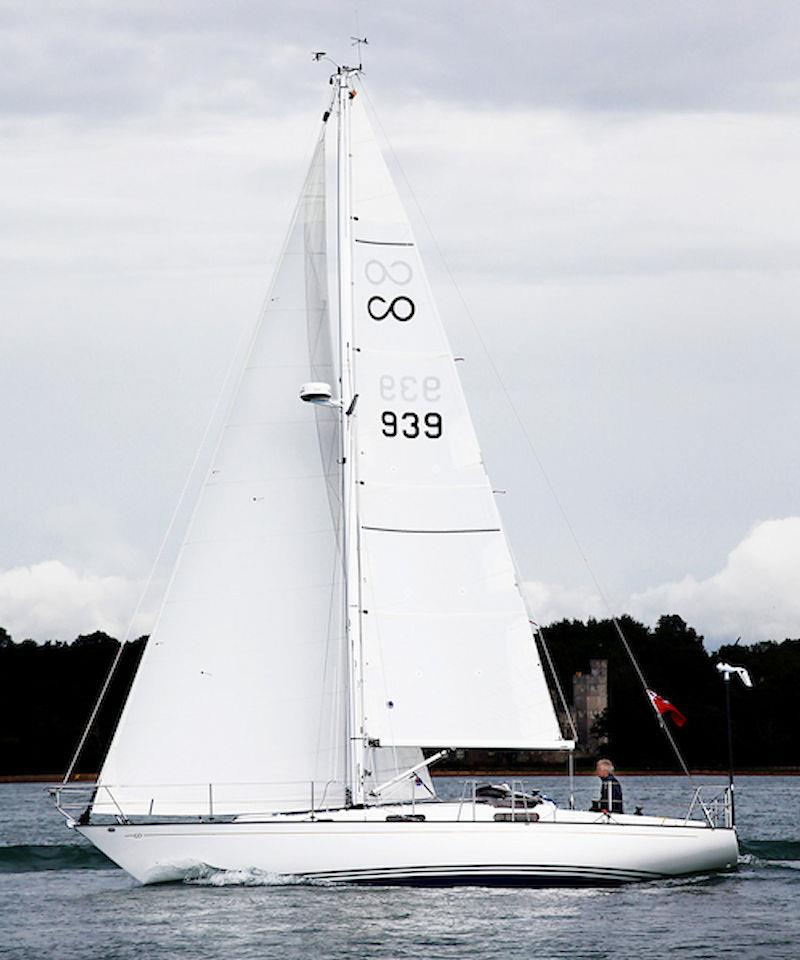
[{"x1": 1, "y1": 776, "x2": 797, "y2": 959}]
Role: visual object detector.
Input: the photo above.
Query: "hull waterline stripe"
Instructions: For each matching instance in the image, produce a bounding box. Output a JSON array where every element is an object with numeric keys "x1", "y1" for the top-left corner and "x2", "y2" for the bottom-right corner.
[{"x1": 304, "y1": 865, "x2": 661, "y2": 883}]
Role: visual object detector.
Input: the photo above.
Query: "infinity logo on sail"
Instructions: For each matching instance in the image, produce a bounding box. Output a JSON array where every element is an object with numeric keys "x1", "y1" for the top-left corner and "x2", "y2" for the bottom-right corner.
[{"x1": 367, "y1": 295, "x2": 416, "y2": 322}]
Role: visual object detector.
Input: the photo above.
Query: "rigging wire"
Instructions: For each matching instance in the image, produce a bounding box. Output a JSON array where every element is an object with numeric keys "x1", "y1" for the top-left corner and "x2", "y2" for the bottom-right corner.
[
  {"x1": 534, "y1": 622, "x2": 579, "y2": 744},
  {"x1": 62, "y1": 315, "x2": 252, "y2": 785},
  {"x1": 359, "y1": 81, "x2": 692, "y2": 780}
]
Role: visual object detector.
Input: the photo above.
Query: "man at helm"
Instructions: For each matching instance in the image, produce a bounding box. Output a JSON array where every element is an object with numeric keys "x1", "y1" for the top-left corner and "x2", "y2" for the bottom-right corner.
[{"x1": 593, "y1": 758, "x2": 624, "y2": 814}]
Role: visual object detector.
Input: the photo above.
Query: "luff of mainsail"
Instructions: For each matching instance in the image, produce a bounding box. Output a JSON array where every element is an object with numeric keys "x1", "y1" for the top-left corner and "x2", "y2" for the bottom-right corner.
[
  {"x1": 95, "y1": 132, "x2": 350, "y2": 817},
  {"x1": 346, "y1": 82, "x2": 573, "y2": 752},
  {"x1": 333, "y1": 72, "x2": 434, "y2": 805}
]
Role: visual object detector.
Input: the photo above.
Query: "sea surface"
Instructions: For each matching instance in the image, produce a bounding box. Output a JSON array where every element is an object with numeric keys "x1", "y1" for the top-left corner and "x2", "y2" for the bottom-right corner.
[{"x1": 0, "y1": 776, "x2": 797, "y2": 960}]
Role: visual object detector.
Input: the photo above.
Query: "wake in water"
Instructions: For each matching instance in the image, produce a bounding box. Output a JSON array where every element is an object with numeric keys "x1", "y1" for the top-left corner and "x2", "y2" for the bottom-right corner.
[
  {"x1": 738, "y1": 840, "x2": 800, "y2": 873},
  {"x1": 184, "y1": 866, "x2": 333, "y2": 887},
  {"x1": 0, "y1": 845, "x2": 330, "y2": 884},
  {"x1": 739, "y1": 839, "x2": 800, "y2": 861}
]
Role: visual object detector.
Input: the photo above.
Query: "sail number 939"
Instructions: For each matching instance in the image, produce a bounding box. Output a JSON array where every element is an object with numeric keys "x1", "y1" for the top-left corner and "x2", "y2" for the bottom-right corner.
[{"x1": 381, "y1": 411, "x2": 442, "y2": 439}]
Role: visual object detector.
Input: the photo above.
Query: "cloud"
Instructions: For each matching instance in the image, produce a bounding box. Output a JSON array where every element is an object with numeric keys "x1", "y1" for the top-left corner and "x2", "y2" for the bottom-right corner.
[
  {"x1": 4, "y1": 520, "x2": 798, "y2": 646},
  {"x1": 628, "y1": 518, "x2": 800, "y2": 646},
  {"x1": 2, "y1": 2, "x2": 800, "y2": 123},
  {"x1": 2, "y1": 5, "x2": 798, "y2": 651},
  {"x1": 523, "y1": 519, "x2": 800, "y2": 648},
  {"x1": 391, "y1": 106, "x2": 800, "y2": 282},
  {"x1": 0, "y1": 561, "x2": 146, "y2": 642},
  {"x1": 523, "y1": 580, "x2": 605, "y2": 627}
]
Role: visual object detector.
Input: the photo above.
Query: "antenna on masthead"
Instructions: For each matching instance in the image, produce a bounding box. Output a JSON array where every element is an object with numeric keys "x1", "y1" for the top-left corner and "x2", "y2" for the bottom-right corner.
[
  {"x1": 350, "y1": 35, "x2": 368, "y2": 70},
  {"x1": 312, "y1": 44, "x2": 364, "y2": 90}
]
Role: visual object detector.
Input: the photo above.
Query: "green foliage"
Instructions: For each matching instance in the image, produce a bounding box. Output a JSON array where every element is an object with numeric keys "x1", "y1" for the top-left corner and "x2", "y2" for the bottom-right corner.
[
  {"x1": 0, "y1": 631, "x2": 145, "y2": 776},
  {"x1": 542, "y1": 615, "x2": 799, "y2": 770},
  {"x1": 0, "y1": 617, "x2": 797, "y2": 775}
]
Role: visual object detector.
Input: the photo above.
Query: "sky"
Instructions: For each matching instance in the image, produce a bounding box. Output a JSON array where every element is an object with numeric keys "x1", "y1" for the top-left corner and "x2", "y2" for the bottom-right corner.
[{"x1": 1, "y1": 1, "x2": 798, "y2": 648}]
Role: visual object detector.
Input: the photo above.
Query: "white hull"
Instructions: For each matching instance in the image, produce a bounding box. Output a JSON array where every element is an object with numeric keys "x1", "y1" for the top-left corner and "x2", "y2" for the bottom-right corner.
[{"x1": 77, "y1": 803, "x2": 739, "y2": 886}]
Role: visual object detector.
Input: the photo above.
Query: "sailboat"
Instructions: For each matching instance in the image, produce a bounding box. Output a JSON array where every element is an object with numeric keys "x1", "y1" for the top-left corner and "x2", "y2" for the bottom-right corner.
[{"x1": 55, "y1": 64, "x2": 739, "y2": 886}]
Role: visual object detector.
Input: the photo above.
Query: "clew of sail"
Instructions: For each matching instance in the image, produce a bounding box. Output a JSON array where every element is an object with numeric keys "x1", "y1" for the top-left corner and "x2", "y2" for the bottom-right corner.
[
  {"x1": 348, "y1": 87, "x2": 572, "y2": 752},
  {"x1": 94, "y1": 132, "x2": 350, "y2": 817}
]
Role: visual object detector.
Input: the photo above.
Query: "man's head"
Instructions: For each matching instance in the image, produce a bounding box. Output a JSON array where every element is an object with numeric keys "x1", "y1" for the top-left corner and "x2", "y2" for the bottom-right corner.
[{"x1": 595, "y1": 758, "x2": 615, "y2": 778}]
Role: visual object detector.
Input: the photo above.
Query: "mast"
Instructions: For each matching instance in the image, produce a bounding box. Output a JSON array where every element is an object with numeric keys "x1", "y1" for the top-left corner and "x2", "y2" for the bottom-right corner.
[{"x1": 335, "y1": 66, "x2": 365, "y2": 806}]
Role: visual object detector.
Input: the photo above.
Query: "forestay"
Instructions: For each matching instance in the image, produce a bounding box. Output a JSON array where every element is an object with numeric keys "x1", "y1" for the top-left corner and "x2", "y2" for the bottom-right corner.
[
  {"x1": 348, "y1": 87, "x2": 572, "y2": 751},
  {"x1": 95, "y1": 133, "x2": 350, "y2": 816}
]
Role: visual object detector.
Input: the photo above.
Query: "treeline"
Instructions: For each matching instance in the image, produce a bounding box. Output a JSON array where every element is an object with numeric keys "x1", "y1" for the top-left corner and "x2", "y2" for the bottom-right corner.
[
  {"x1": 0, "y1": 628, "x2": 145, "y2": 776},
  {"x1": 0, "y1": 616, "x2": 798, "y2": 777},
  {"x1": 541, "y1": 614, "x2": 799, "y2": 770}
]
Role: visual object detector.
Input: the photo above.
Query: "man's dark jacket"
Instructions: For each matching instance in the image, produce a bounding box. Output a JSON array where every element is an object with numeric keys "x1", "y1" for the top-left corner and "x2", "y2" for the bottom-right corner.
[{"x1": 596, "y1": 774, "x2": 624, "y2": 813}]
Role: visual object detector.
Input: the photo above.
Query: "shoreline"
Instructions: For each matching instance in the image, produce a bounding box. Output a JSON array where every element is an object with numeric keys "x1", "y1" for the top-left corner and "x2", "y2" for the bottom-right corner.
[
  {"x1": 3, "y1": 768, "x2": 798, "y2": 784},
  {"x1": 436, "y1": 768, "x2": 800, "y2": 777}
]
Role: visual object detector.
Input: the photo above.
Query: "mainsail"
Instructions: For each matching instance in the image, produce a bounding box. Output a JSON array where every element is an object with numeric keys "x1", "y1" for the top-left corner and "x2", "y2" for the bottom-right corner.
[{"x1": 347, "y1": 87, "x2": 571, "y2": 751}]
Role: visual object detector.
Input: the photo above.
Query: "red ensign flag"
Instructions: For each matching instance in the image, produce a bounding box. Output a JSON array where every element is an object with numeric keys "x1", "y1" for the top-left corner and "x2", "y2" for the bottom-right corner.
[{"x1": 646, "y1": 689, "x2": 687, "y2": 727}]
